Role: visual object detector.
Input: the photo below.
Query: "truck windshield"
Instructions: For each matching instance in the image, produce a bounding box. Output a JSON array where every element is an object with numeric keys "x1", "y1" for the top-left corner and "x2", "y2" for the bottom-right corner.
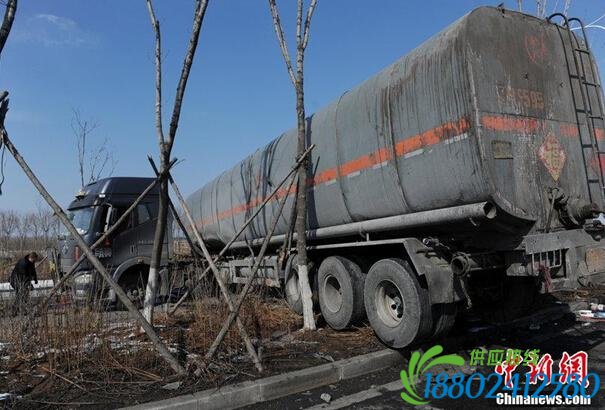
[{"x1": 67, "y1": 207, "x2": 94, "y2": 235}]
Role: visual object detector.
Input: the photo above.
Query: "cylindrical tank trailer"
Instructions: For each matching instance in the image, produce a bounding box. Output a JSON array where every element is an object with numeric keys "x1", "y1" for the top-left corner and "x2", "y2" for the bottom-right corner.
[{"x1": 186, "y1": 7, "x2": 605, "y2": 348}]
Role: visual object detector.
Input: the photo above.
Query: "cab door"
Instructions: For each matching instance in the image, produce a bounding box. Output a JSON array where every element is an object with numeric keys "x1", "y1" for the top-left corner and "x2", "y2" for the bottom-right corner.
[
  {"x1": 109, "y1": 206, "x2": 139, "y2": 267},
  {"x1": 134, "y1": 202, "x2": 155, "y2": 258}
]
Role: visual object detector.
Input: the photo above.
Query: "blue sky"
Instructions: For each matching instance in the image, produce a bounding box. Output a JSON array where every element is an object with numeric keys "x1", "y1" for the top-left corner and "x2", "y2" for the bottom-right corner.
[{"x1": 0, "y1": 0, "x2": 604, "y2": 211}]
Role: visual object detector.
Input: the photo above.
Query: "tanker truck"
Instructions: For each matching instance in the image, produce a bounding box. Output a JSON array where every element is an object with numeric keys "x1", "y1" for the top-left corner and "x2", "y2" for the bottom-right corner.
[
  {"x1": 184, "y1": 7, "x2": 605, "y2": 348},
  {"x1": 58, "y1": 7, "x2": 605, "y2": 349}
]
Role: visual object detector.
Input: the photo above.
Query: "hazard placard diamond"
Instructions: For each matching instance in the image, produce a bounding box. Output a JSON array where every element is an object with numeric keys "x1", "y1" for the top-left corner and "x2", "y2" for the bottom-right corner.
[{"x1": 538, "y1": 133, "x2": 566, "y2": 181}]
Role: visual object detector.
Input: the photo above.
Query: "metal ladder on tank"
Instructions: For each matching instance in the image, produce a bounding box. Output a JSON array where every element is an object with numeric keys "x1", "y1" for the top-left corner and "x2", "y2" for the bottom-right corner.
[{"x1": 548, "y1": 13, "x2": 605, "y2": 204}]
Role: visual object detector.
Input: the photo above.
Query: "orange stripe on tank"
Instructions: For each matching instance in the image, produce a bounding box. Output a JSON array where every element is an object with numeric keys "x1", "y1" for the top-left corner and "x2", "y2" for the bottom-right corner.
[
  {"x1": 559, "y1": 123, "x2": 579, "y2": 138},
  {"x1": 198, "y1": 117, "x2": 471, "y2": 227},
  {"x1": 481, "y1": 115, "x2": 540, "y2": 133}
]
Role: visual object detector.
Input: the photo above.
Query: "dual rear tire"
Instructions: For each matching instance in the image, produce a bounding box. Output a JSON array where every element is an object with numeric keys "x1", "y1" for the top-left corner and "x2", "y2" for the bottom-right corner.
[
  {"x1": 317, "y1": 256, "x2": 366, "y2": 330},
  {"x1": 363, "y1": 258, "x2": 433, "y2": 348},
  {"x1": 285, "y1": 256, "x2": 456, "y2": 348},
  {"x1": 285, "y1": 256, "x2": 366, "y2": 329}
]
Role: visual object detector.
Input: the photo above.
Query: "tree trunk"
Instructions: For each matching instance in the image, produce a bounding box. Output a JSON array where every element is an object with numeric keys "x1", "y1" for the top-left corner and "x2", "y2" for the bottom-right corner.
[
  {"x1": 143, "y1": 0, "x2": 208, "y2": 326},
  {"x1": 295, "y1": 77, "x2": 315, "y2": 330},
  {"x1": 143, "y1": 158, "x2": 169, "y2": 322},
  {"x1": 267, "y1": 0, "x2": 318, "y2": 331}
]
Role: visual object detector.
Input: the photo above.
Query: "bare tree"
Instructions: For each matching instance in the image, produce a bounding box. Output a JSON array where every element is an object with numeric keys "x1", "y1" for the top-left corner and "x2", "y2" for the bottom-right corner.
[
  {"x1": 0, "y1": 0, "x2": 16, "y2": 56},
  {"x1": 536, "y1": 1, "x2": 547, "y2": 18},
  {"x1": 143, "y1": 0, "x2": 209, "y2": 324},
  {"x1": 268, "y1": 0, "x2": 318, "y2": 330},
  {"x1": 36, "y1": 201, "x2": 54, "y2": 248},
  {"x1": 563, "y1": 0, "x2": 572, "y2": 16},
  {"x1": 0, "y1": 209, "x2": 18, "y2": 250},
  {"x1": 28, "y1": 211, "x2": 41, "y2": 249},
  {"x1": 15, "y1": 211, "x2": 32, "y2": 253},
  {"x1": 71, "y1": 109, "x2": 116, "y2": 188}
]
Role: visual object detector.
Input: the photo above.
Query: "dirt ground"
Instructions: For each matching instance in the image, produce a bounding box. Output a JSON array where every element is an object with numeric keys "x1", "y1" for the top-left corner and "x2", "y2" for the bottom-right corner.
[
  {"x1": 0, "y1": 289, "x2": 603, "y2": 409},
  {"x1": 0, "y1": 298, "x2": 382, "y2": 409}
]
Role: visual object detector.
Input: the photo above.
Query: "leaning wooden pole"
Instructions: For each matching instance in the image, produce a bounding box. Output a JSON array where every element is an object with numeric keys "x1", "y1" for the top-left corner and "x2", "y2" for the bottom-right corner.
[
  {"x1": 0, "y1": 97, "x2": 185, "y2": 375},
  {"x1": 147, "y1": 157, "x2": 201, "y2": 261},
  {"x1": 149, "y1": 158, "x2": 263, "y2": 372},
  {"x1": 167, "y1": 144, "x2": 314, "y2": 314},
  {"x1": 206, "y1": 172, "x2": 297, "y2": 361},
  {"x1": 41, "y1": 171, "x2": 168, "y2": 307}
]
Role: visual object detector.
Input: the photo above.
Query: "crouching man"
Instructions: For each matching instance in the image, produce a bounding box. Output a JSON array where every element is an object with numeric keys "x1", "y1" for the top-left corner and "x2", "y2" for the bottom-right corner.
[{"x1": 9, "y1": 252, "x2": 39, "y2": 315}]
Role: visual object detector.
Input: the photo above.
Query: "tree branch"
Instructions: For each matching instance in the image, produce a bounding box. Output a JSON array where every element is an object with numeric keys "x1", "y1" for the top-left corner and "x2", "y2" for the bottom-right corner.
[
  {"x1": 145, "y1": 0, "x2": 165, "y2": 148},
  {"x1": 296, "y1": 0, "x2": 303, "y2": 54},
  {"x1": 166, "y1": 0, "x2": 209, "y2": 152},
  {"x1": 268, "y1": 0, "x2": 297, "y2": 87},
  {"x1": 302, "y1": 0, "x2": 318, "y2": 51},
  {"x1": 295, "y1": 0, "x2": 304, "y2": 84},
  {"x1": 0, "y1": 0, "x2": 16, "y2": 56}
]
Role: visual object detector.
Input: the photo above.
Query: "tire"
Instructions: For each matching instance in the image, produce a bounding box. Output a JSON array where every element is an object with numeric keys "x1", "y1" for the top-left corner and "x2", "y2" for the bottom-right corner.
[
  {"x1": 285, "y1": 262, "x2": 303, "y2": 315},
  {"x1": 430, "y1": 303, "x2": 457, "y2": 339},
  {"x1": 117, "y1": 269, "x2": 147, "y2": 311},
  {"x1": 364, "y1": 258, "x2": 432, "y2": 349},
  {"x1": 318, "y1": 256, "x2": 366, "y2": 330}
]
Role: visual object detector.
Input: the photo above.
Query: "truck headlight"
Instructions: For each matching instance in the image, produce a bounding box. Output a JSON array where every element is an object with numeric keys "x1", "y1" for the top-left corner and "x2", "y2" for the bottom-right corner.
[{"x1": 74, "y1": 272, "x2": 94, "y2": 285}]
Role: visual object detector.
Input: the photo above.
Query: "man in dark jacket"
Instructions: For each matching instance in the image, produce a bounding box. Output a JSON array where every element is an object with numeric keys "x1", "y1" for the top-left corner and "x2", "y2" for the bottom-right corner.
[{"x1": 10, "y1": 252, "x2": 39, "y2": 315}]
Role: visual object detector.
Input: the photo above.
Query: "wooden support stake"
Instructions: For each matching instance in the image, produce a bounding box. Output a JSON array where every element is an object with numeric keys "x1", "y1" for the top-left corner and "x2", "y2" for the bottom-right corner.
[
  {"x1": 206, "y1": 172, "x2": 297, "y2": 361},
  {"x1": 147, "y1": 157, "x2": 201, "y2": 262},
  {"x1": 0, "y1": 103, "x2": 185, "y2": 375},
  {"x1": 167, "y1": 144, "x2": 314, "y2": 314},
  {"x1": 149, "y1": 157, "x2": 263, "y2": 372},
  {"x1": 40, "y1": 169, "x2": 170, "y2": 307}
]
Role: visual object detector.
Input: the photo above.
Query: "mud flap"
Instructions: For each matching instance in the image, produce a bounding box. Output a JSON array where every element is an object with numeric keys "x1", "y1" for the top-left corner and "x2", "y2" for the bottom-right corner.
[{"x1": 401, "y1": 238, "x2": 465, "y2": 304}]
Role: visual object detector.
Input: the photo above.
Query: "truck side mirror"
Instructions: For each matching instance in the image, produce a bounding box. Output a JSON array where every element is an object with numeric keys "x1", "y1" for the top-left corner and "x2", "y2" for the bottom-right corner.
[{"x1": 103, "y1": 205, "x2": 114, "y2": 233}]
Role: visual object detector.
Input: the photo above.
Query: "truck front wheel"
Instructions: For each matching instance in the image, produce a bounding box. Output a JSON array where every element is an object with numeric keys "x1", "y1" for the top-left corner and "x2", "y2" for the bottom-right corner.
[
  {"x1": 318, "y1": 256, "x2": 366, "y2": 330},
  {"x1": 364, "y1": 258, "x2": 432, "y2": 348},
  {"x1": 116, "y1": 267, "x2": 148, "y2": 310}
]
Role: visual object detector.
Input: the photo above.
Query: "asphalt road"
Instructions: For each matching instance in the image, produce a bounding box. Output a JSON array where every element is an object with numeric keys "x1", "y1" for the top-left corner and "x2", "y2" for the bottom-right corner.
[{"x1": 245, "y1": 302, "x2": 605, "y2": 409}]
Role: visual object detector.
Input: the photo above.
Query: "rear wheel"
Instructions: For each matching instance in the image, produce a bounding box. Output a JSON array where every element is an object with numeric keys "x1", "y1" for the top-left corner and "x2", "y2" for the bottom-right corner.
[
  {"x1": 318, "y1": 256, "x2": 366, "y2": 330},
  {"x1": 364, "y1": 258, "x2": 431, "y2": 348},
  {"x1": 285, "y1": 261, "x2": 303, "y2": 315},
  {"x1": 117, "y1": 268, "x2": 148, "y2": 311}
]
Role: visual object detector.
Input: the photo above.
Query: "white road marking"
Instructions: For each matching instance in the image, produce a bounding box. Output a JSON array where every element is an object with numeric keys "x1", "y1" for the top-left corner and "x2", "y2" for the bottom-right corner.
[
  {"x1": 304, "y1": 380, "x2": 402, "y2": 409},
  {"x1": 347, "y1": 170, "x2": 361, "y2": 178}
]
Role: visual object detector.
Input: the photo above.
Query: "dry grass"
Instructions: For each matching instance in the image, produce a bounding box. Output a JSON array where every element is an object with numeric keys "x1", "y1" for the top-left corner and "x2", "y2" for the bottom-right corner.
[
  {"x1": 0, "y1": 282, "x2": 377, "y2": 408},
  {"x1": 177, "y1": 296, "x2": 302, "y2": 354}
]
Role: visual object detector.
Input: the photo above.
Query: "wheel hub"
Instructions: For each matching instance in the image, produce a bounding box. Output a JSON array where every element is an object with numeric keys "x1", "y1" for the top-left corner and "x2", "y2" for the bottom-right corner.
[
  {"x1": 323, "y1": 274, "x2": 343, "y2": 313},
  {"x1": 375, "y1": 280, "x2": 404, "y2": 327},
  {"x1": 286, "y1": 271, "x2": 300, "y2": 301}
]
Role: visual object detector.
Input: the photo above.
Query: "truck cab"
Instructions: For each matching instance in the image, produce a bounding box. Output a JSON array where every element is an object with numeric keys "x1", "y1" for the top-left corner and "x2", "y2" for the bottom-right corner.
[{"x1": 58, "y1": 177, "x2": 172, "y2": 307}]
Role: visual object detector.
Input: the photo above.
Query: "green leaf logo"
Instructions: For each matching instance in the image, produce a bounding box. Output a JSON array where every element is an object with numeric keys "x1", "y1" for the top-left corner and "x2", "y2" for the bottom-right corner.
[{"x1": 400, "y1": 344, "x2": 465, "y2": 405}]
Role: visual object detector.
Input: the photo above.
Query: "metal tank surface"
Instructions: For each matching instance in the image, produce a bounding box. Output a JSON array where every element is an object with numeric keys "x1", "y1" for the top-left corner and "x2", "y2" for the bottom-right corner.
[{"x1": 186, "y1": 6, "x2": 605, "y2": 249}]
